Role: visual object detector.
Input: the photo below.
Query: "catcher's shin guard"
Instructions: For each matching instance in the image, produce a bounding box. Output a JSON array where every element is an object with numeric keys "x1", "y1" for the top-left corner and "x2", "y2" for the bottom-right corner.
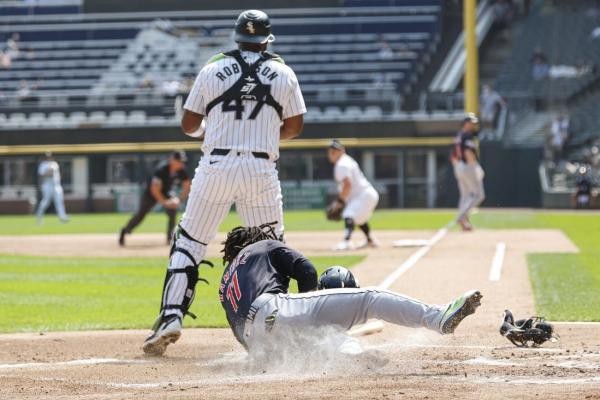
[{"x1": 152, "y1": 227, "x2": 213, "y2": 328}]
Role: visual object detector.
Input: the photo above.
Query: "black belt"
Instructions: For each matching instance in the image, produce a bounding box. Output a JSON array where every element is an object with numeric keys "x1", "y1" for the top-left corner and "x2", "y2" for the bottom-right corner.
[{"x1": 211, "y1": 148, "x2": 270, "y2": 160}]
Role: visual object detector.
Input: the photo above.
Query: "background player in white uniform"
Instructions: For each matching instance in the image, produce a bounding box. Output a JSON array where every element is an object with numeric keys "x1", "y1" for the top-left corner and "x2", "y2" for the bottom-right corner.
[
  {"x1": 36, "y1": 151, "x2": 69, "y2": 225},
  {"x1": 143, "y1": 9, "x2": 306, "y2": 355},
  {"x1": 327, "y1": 140, "x2": 379, "y2": 250}
]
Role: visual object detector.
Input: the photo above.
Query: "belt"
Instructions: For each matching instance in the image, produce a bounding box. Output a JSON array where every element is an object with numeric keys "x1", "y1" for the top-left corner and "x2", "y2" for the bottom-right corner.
[
  {"x1": 242, "y1": 292, "x2": 277, "y2": 343},
  {"x1": 245, "y1": 293, "x2": 275, "y2": 325},
  {"x1": 211, "y1": 148, "x2": 270, "y2": 160}
]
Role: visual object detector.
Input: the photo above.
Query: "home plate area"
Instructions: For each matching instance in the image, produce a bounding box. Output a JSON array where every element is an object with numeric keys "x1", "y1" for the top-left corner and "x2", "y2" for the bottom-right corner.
[{"x1": 1, "y1": 228, "x2": 599, "y2": 399}]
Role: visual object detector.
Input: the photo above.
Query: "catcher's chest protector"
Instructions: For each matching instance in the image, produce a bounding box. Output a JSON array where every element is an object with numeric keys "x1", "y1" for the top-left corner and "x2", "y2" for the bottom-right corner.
[{"x1": 205, "y1": 50, "x2": 283, "y2": 120}]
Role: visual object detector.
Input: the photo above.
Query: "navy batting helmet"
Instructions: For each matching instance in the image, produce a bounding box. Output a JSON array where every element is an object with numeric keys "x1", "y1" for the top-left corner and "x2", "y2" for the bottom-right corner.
[
  {"x1": 318, "y1": 266, "x2": 359, "y2": 290},
  {"x1": 234, "y1": 10, "x2": 275, "y2": 44}
]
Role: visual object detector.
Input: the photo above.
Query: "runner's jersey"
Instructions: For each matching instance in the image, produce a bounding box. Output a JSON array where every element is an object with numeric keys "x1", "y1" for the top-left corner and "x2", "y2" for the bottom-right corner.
[
  {"x1": 184, "y1": 50, "x2": 306, "y2": 159},
  {"x1": 334, "y1": 154, "x2": 374, "y2": 200},
  {"x1": 219, "y1": 240, "x2": 317, "y2": 344}
]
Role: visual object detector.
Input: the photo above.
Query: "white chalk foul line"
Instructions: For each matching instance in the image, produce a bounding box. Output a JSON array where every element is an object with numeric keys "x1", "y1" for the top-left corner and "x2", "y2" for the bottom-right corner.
[
  {"x1": 379, "y1": 225, "x2": 450, "y2": 289},
  {"x1": 551, "y1": 321, "x2": 600, "y2": 326},
  {"x1": 357, "y1": 225, "x2": 450, "y2": 333},
  {"x1": 0, "y1": 358, "x2": 149, "y2": 371},
  {"x1": 488, "y1": 242, "x2": 506, "y2": 281}
]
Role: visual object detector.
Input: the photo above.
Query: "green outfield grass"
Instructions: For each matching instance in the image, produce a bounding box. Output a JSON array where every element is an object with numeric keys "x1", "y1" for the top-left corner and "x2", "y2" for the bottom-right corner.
[
  {"x1": 1, "y1": 209, "x2": 599, "y2": 328},
  {"x1": 471, "y1": 211, "x2": 600, "y2": 321},
  {"x1": 0, "y1": 254, "x2": 364, "y2": 333}
]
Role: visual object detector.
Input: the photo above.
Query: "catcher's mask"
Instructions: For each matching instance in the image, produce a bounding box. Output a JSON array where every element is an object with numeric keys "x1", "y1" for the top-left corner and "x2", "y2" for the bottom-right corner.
[
  {"x1": 318, "y1": 266, "x2": 359, "y2": 290},
  {"x1": 499, "y1": 309, "x2": 559, "y2": 347}
]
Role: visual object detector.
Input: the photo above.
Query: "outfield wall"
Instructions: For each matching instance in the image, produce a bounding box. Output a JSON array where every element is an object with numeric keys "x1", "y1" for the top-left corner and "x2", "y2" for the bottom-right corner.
[{"x1": 0, "y1": 119, "x2": 548, "y2": 213}]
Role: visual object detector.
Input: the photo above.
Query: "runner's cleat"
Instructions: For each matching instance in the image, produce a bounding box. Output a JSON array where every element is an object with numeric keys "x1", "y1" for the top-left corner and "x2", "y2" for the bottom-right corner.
[{"x1": 439, "y1": 290, "x2": 482, "y2": 334}]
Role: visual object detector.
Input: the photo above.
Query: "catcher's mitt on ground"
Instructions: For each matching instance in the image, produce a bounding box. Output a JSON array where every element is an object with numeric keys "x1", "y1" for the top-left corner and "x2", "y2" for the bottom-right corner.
[
  {"x1": 499, "y1": 309, "x2": 559, "y2": 347},
  {"x1": 325, "y1": 199, "x2": 345, "y2": 221}
]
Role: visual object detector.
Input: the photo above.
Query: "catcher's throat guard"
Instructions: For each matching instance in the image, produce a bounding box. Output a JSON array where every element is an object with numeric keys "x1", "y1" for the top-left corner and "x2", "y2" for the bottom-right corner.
[{"x1": 499, "y1": 309, "x2": 559, "y2": 347}]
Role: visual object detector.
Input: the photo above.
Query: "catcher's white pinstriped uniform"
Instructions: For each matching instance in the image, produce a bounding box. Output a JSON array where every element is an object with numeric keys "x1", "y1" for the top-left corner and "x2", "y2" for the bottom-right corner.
[
  {"x1": 165, "y1": 51, "x2": 306, "y2": 319},
  {"x1": 335, "y1": 154, "x2": 379, "y2": 225}
]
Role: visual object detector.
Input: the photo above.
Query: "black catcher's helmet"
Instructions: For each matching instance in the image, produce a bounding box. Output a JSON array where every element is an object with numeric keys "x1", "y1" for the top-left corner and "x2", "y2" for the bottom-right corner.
[
  {"x1": 318, "y1": 266, "x2": 359, "y2": 290},
  {"x1": 234, "y1": 9, "x2": 275, "y2": 44}
]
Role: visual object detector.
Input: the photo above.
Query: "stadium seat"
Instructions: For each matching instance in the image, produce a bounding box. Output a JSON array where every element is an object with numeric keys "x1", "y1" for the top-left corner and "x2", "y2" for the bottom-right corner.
[
  {"x1": 88, "y1": 111, "x2": 108, "y2": 124},
  {"x1": 28, "y1": 113, "x2": 47, "y2": 128},
  {"x1": 47, "y1": 112, "x2": 67, "y2": 127},
  {"x1": 68, "y1": 112, "x2": 88, "y2": 125},
  {"x1": 127, "y1": 110, "x2": 147, "y2": 125},
  {"x1": 365, "y1": 106, "x2": 383, "y2": 118},
  {"x1": 107, "y1": 111, "x2": 128, "y2": 125}
]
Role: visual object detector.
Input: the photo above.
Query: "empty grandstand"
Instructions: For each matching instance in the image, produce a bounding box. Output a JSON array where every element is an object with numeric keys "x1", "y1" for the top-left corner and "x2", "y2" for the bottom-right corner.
[{"x1": 0, "y1": 2, "x2": 445, "y2": 129}]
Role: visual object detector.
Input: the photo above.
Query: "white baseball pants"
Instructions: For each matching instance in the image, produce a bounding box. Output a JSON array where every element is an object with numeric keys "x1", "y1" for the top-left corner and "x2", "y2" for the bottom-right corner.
[
  {"x1": 36, "y1": 183, "x2": 68, "y2": 221},
  {"x1": 165, "y1": 152, "x2": 284, "y2": 317},
  {"x1": 454, "y1": 162, "x2": 485, "y2": 221},
  {"x1": 342, "y1": 187, "x2": 379, "y2": 225}
]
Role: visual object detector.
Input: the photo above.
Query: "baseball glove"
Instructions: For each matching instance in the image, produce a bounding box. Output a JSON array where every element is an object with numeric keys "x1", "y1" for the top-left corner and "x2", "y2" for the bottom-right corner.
[
  {"x1": 325, "y1": 198, "x2": 345, "y2": 221},
  {"x1": 499, "y1": 309, "x2": 559, "y2": 347}
]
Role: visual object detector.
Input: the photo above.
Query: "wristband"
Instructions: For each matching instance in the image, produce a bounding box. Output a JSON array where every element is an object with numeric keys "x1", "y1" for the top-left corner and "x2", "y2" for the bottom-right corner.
[{"x1": 185, "y1": 119, "x2": 205, "y2": 138}]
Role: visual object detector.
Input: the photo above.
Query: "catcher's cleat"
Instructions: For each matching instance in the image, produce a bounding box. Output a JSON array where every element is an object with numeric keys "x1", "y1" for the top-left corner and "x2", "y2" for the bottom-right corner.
[
  {"x1": 332, "y1": 240, "x2": 354, "y2": 251},
  {"x1": 439, "y1": 290, "x2": 482, "y2": 334},
  {"x1": 143, "y1": 314, "x2": 182, "y2": 356}
]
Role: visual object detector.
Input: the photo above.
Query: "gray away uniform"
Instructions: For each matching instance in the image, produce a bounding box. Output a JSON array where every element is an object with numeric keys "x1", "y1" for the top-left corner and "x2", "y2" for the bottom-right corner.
[
  {"x1": 453, "y1": 130, "x2": 485, "y2": 222},
  {"x1": 219, "y1": 240, "x2": 448, "y2": 353}
]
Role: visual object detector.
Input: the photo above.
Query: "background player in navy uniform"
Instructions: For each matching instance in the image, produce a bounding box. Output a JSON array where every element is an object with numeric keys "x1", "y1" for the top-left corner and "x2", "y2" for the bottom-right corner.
[
  {"x1": 119, "y1": 150, "x2": 191, "y2": 246},
  {"x1": 451, "y1": 114, "x2": 485, "y2": 231},
  {"x1": 214, "y1": 223, "x2": 482, "y2": 356},
  {"x1": 572, "y1": 165, "x2": 596, "y2": 209}
]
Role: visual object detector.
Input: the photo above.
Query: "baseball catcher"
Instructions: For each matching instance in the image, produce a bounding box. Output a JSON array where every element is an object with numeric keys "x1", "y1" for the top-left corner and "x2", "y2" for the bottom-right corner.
[
  {"x1": 218, "y1": 223, "x2": 483, "y2": 354},
  {"x1": 499, "y1": 309, "x2": 559, "y2": 347}
]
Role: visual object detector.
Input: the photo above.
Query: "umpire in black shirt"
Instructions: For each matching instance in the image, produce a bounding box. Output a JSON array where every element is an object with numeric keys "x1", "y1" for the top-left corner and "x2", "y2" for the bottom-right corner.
[{"x1": 119, "y1": 150, "x2": 191, "y2": 246}]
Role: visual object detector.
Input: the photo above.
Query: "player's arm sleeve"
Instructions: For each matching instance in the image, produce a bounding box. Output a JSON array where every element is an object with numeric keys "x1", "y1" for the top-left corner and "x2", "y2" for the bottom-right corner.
[
  {"x1": 183, "y1": 69, "x2": 208, "y2": 116},
  {"x1": 269, "y1": 246, "x2": 318, "y2": 292},
  {"x1": 282, "y1": 69, "x2": 306, "y2": 119}
]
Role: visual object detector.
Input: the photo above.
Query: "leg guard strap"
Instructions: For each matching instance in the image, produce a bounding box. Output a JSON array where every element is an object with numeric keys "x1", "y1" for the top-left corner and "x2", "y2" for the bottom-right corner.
[{"x1": 159, "y1": 265, "x2": 199, "y2": 322}]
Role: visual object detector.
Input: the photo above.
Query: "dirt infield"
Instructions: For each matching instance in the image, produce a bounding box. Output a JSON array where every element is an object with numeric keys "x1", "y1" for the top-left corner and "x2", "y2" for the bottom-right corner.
[{"x1": 2, "y1": 228, "x2": 600, "y2": 399}]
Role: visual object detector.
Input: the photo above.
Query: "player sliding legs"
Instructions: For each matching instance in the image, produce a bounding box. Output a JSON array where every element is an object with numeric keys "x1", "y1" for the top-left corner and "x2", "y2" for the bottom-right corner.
[
  {"x1": 219, "y1": 224, "x2": 483, "y2": 355},
  {"x1": 142, "y1": 9, "x2": 306, "y2": 356},
  {"x1": 327, "y1": 140, "x2": 379, "y2": 250}
]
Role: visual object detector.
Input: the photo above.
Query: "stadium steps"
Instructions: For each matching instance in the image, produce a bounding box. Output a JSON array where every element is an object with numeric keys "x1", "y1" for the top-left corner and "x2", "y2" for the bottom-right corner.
[{"x1": 504, "y1": 110, "x2": 554, "y2": 147}]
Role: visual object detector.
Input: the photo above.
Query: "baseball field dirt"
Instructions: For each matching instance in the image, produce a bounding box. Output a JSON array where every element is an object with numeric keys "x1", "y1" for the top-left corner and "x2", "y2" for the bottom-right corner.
[{"x1": 2, "y1": 229, "x2": 600, "y2": 399}]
